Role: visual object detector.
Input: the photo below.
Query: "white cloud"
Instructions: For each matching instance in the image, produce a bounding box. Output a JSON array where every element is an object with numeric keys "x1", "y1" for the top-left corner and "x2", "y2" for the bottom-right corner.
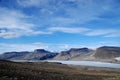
[
  {"x1": 0, "y1": 42, "x2": 91, "y2": 54},
  {"x1": 48, "y1": 27, "x2": 89, "y2": 33},
  {"x1": 17, "y1": 0, "x2": 116, "y2": 24},
  {"x1": 58, "y1": 44, "x2": 86, "y2": 50},
  {"x1": 50, "y1": 17, "x2": 78, "y2": 25},
  {"x1": 0, "y1": 7, "x2": 31, "y2": 29},
  {"x1": 0, "y1": 43, "x2": 49, "y2": 54},
  {"x1": 98, "y1": 41, "x2": 120, "y2": 46},
  {"x1": 0, "y1": 1, "x2": 120, "y2": 39},
  {"x1": 0, "y1": 7, "x2": 50, "y2": 39},
  {"x1": 85, "y1": 29, "x2": 118, "y2": 36},
  {"x1": 104, "y1": 32, "x2": 120, "y2": 37},
  {"x1": 17, "y1": 0, "x2": 45, "y2": 7},
  {"x1": 0, "y1": 43, "x2": 64, "y2": 54},
  {"x1": 48, "y1": 27, "x2": 120, "y2": 38},
  {"x1": 0, "y1": 31, "x2": 21, "y2": 39},
  {"x1": 0, "y1": 41, "x2": 119, "y2": 54}
]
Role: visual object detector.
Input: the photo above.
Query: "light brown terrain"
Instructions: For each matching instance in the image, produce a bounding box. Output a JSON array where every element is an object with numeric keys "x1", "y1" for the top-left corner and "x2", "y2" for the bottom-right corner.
[{"x1": 0, "y1": 60, "x2": 120, "y2": 80}]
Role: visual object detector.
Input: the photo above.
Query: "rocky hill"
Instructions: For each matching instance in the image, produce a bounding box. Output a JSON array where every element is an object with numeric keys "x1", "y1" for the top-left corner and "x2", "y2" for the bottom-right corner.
[
  {"x1": 94, "y1": 46, "x2": 120, "y2": 59},
  {"x1": 23, "y1": 49, "x2": 58, "y2": 60},
  {"x1": 54, "y1": 48, "x2": 94, "y2": 60},
  {"x1": 0, "y1": 51, "x2": 30, "y2": 60},
  {"x1": 0, "y1": 49, "x2": 58, "y2": 60},
  {"x1": 0, "y1": 46, "x2": 120, "y2": 62}
]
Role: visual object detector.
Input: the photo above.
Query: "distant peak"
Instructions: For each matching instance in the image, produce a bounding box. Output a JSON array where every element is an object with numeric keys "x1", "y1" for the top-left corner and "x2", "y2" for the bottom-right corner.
[
  {"x1": 98, "y1": 46, "x2": 120, "y2": 49},
  {"x1": 69, "y1": 47, "x2": 89, "y2": 51},
  {"x1": 34, "y1": 49, "x2": 46, "y2": 51},
  {"x1": 34, "y1": 49, "x2": 50, "y2": 53}
]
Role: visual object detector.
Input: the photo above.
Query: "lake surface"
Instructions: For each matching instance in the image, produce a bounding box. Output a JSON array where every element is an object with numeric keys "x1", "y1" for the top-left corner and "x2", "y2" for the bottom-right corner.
[
  {"x1": 46, "y1": 60, "x2": 120, "y2": 69},
  {"x1": 12, "y1": 60, "x2": 120, "y2": 69}
]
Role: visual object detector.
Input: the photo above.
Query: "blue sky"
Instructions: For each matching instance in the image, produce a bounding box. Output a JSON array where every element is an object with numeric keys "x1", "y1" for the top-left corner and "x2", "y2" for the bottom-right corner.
[{"x1": 0, "y1": 0, "x2": 120, "y2": 53}]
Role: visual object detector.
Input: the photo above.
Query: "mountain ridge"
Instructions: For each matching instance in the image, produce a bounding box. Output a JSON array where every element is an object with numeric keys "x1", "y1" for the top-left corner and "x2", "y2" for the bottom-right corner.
[{"x1": 0, "y1": 46, "x2": 120, "y2": 62}]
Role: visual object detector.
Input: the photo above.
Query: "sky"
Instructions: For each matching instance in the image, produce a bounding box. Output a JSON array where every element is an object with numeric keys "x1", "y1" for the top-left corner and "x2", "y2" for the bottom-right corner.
[{"x1": 0, "y1": 0, "x2": 120, "y2": 53}]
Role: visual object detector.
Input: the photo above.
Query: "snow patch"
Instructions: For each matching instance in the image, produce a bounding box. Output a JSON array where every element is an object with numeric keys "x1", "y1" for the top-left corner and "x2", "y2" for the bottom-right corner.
[{"x1": 115, "y1": 57, "x2": 120, "y2": 61}]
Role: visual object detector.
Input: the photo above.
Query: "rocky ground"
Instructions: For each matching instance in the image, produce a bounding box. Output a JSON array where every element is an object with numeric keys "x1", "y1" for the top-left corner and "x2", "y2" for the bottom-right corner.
[{"x1": 0, "y1": 60, "x2": 120, "y2": 80}]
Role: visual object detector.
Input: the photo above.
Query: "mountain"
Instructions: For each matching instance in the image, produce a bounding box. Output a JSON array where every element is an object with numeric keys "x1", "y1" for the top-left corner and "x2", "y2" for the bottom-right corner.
[
  {"x1": 54, "y1": 48, "x2": 94, "y2": 60},
  {"x1": 0, "y1": 51, "x2": 30, "y2": 60},
  {"x1": 94, "y1": 46, "x2": 120, "y2": 59},
  {"x1": 24, "y1": 49, "x2": 58, "y2": 60},
  {"x1": 0, "y1": 49, "x2": 58, "y2": 60},
  {"x1": 0, "y1": 48, "x2": 94, "y2": 61},
  {"x1": 0, "y1": 46, "x2": 120, "y2": 62}
]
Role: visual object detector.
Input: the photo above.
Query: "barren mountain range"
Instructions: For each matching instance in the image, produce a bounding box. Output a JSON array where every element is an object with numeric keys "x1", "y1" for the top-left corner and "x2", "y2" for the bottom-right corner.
[{"x1": 0, "y1": 46, "x2": 120, "y2": 62}]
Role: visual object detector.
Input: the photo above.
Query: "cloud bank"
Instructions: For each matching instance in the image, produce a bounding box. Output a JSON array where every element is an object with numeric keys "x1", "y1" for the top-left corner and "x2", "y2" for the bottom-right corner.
[{"x1": 0, "y1": 0, "x2": 119, "y2": 39}]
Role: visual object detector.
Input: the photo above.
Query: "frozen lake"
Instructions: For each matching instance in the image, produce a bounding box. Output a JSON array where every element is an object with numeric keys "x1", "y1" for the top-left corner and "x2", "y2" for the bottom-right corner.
[
  {"x1": 46, "y1": 60, "x2": 120, "y2": 69},
  {"x1": 12, "y1": 60, "x2": 120, "y2": 69}
]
